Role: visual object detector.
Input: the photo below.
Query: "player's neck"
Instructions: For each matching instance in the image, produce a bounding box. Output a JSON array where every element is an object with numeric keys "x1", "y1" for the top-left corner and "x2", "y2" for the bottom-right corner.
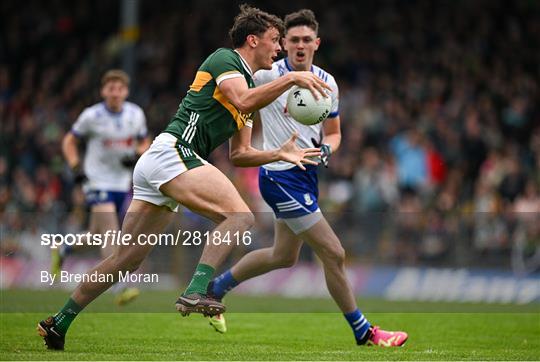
[
  {"x1": 234, "y1": 48, "x2": 256, "y2": 74},
  {"x1": 104, "y1": 101, "x2": 124, "y2": 114}
]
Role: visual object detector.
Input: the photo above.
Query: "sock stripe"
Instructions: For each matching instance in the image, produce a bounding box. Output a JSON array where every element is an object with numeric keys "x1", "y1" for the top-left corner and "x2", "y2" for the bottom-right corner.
[
  {"x1": 352, "y1": 316, "x2": 364, "y2": 325},
  {"x1": 344, "y1": 309, "x2": 371, "y2": 344},
  {"x1": 354, "y1": 319, "x2": 368, "y2": 331}
]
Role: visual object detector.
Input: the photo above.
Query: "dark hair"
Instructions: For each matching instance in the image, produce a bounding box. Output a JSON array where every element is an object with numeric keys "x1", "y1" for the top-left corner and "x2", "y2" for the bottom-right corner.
[
  {"x1": 284, "y1": 9, "x2": 319, "y2": 34},
  {"x1": 229, "y1": 4, "x2": 284, "y2": 48},
  {"x1": 101, "y1": 69, "x2": 130, "y2": 87}
]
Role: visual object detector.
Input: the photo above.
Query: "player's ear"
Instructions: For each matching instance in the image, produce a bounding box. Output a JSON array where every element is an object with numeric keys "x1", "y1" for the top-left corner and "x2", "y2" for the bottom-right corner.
[
  {"x1": 246, "y1": 34, "x2": 258, "y2": 48},
  {"x1": 314, "y1": 37, "x2": 321, "y2": 51}
]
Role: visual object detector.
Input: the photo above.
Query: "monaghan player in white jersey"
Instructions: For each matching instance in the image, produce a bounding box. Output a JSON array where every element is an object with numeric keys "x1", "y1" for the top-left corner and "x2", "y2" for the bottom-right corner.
[
  {"x1": 207, "y1": 10, "x2": 408, "y2": 347},
  {"x1": 53, "y1": 70, "x2": 151, "y2": 305}
]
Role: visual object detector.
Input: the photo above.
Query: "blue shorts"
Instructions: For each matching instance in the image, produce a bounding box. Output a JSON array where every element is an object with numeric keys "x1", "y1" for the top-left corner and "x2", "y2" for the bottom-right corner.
[
  {"x1": 259, "y1": 165, "x2": 319, "y2": 219},
  {"x1": 85, "y1": 190, "x2": 130, "y2": 217}
]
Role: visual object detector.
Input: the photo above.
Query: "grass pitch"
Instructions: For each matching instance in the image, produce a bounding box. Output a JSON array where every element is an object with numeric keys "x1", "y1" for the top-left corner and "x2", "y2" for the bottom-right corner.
[{"x1": 1, "y1": 290, "x2": 539, "y2": 360}]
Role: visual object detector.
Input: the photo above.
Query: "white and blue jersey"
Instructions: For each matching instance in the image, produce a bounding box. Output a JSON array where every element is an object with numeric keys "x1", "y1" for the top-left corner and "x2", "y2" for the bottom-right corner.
[
  {"x1": 254, "y1": 58, "x2": 339, "y2": 171},
  {"x1": 71, "y1": 101, "x2": 147, "y2": 207},
  {"x1": 253, "y1": 58, "x2": 339, "y2": 219}
]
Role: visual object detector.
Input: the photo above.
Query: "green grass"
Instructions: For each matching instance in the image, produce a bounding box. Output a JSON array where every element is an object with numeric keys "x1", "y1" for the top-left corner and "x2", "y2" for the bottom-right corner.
[{"x1": 1, "y1": 290, "x2": 539, "y2": 360}]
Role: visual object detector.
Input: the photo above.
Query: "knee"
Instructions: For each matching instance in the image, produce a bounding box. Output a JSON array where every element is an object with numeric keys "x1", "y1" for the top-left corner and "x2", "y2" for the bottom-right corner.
[
  {"x1": 242, "y1": 212, "x2": 256, "y2": 229},
  {"x1": 323, "y1": 245, "x2": 346, "y2": 266},
  {"x1": 226, "y1": 211, "x2": 255, "y2": 229}
]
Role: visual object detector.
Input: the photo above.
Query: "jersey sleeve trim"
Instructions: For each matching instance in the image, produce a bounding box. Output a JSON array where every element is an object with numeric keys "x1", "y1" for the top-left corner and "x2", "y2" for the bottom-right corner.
[
  {"x1": 216, "y1": 71, "x2": 243, "y2": 85},
  {"x1": 328, "y1": 111, "x2": 339, "y2": 118},
  {"x1": 190, "y1": 71, "x2": 213, "y2": 92}
]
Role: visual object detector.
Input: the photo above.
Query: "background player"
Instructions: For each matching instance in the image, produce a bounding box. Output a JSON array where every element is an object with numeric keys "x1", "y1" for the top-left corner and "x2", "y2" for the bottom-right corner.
[
  {"x1": 207, "y1": 9, "x2": 408, "y2": 347},
  {"x1": 38, "y1": 5, "x2": 329, "y2": 350},
  {"x1": 53, "y1": 69, "x2": 150, "y2": 305}
]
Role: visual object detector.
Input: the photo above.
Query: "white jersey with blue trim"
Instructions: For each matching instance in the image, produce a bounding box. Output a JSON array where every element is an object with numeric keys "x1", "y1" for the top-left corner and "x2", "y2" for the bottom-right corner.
[
  {"x1": 71, "y1": 101, "x2": 148, "y2": 192},
  {"x1": 253, "y1": 58, "x2": 339, "y2": 171}
]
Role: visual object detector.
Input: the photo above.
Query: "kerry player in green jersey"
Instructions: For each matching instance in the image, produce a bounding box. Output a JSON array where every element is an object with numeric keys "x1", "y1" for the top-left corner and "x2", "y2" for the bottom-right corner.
[{"x1": 38, "y1": 4, "x2": 330, "y2": 350}]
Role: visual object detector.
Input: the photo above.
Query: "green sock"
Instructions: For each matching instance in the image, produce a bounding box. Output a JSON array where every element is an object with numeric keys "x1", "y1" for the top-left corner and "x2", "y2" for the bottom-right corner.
[
  {"x1": 184, "y1": 263, "x2": 215, "y2": 295},
  {"x1": 53, "y1": 298, "x2": 83, "y2": 335}
]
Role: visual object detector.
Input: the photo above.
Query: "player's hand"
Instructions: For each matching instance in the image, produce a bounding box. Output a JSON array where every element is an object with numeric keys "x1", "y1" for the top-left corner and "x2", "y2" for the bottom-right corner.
[
  {"x1": 120, "y1": 154, "x2": 139, "y2": 168},
  {"x1": 289, "y1": 72, "x2": 331, "y2": 101},
  {"x1": 311, "y1": 137, "x2": 332, "y2": 168},
  {"x1": 278, "y1": 133, "x2": 321, "y2": 171},
  {"x1": 71, "y1": 165, "x2": 88, "y2": 184}
]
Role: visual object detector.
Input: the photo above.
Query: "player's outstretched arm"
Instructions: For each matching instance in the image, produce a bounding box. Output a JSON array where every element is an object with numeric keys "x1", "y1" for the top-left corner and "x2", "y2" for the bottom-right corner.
[
  {"x1": 229, "y1": 126, "x2": 320, "y2": 170},
  {"x1": 219, "y1": 72, "x2": 331, "y2": 114}
]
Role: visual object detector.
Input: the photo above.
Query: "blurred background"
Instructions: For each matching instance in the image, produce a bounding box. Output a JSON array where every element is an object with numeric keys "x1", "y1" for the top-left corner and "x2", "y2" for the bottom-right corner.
[{"x1": 1, "y1": 0, "x2": 539, "y2": 304}]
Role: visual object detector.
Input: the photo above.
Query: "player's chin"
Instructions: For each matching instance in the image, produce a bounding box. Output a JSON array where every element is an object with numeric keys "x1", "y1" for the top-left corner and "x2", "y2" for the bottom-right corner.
[{"x1": 261, "y1": 60, "x2": 273, "y2": 70}]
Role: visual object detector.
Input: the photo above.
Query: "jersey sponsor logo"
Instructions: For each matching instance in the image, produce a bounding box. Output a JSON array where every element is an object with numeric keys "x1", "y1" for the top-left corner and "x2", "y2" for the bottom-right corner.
[
  {"x1": 182, "y1": 112, "x2": 199, "y2": 143},
  {"x1": 102, "y1": 137, "x2": 134, "y2": 148},
  {"x1": 303, "y1": 193, "x2": 314, "y2": 206}
]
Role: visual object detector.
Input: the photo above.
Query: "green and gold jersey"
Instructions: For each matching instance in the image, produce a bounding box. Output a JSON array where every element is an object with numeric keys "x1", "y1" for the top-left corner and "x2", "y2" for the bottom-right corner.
[{"x1": 164, "y1": 48, "x2": 255, "y2": 159}]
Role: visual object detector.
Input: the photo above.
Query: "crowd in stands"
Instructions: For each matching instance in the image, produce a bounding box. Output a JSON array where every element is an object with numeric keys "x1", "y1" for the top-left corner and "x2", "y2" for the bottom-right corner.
[{"x1": 1, "y1": 0, "x2": 538, "y2": 271}]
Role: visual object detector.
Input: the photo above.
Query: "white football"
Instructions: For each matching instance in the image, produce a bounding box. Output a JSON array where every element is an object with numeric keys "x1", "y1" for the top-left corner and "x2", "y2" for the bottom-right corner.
[{"x1": 286, "y1": 86, "x2": 332, "y2": 125}]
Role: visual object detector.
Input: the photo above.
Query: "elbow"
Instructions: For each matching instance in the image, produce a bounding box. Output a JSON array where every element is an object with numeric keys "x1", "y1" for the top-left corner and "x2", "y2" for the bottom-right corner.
[
  {"x1": 229, "y1": 150, "x2": 244, "y2": 166},
  {"x1": 230, "y1": 156, "x2": 245, "y2": 167},
  {"x1": 236, "y1": 103, "x2": 253, "y2": 114},
  {"x1": 233, "y1": 98, "x2": 256, "y2": 114},
  {"x1": 231, "y1": 158, "x2": 243, "y2": 167},
  {"x1": 230, "y1": 147, "x2": 252, "y2": 167}
]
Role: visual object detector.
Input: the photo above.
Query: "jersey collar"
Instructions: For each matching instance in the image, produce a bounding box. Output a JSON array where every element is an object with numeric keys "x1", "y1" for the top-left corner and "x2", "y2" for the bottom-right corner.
[
  {"x1": 234, "y1": 50, "x2": 253, "y2": 77},
  {"x1": 102, "y1": 102, "x2": 124, "y2": 115},
  {"x1": 284, "y1": 57, "x2": 314, "y2": 73}
]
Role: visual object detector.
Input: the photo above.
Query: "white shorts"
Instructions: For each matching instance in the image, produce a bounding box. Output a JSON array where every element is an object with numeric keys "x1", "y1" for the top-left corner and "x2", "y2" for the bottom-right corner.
[
  {"x1": 133, "y1": 133, "x2": 208, "y2": 211},
  {"x1": 276, "y1": 210, "x2": 322, "y2": 235}
]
